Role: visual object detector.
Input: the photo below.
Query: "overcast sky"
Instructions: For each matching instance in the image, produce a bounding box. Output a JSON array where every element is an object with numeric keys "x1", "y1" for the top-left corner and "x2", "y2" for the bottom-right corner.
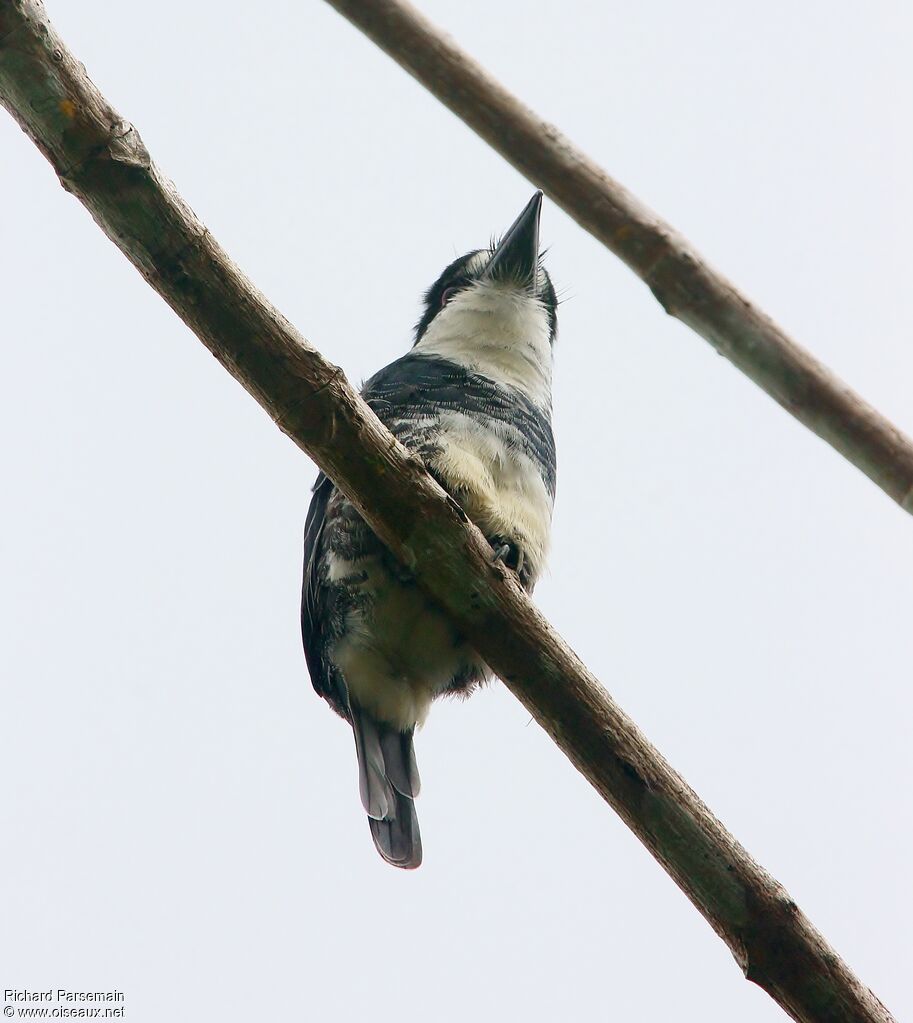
[{"x1": 2, "y1": 2, "x2": 912, "y2": 1021}]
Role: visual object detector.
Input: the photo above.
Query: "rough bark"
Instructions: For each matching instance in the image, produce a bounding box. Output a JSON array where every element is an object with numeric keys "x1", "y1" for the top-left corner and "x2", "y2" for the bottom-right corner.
[
  {"x1": 324, "y1": 0, "x2": 913, "y2": 515},
  {"x1": 0, "y1": 3, "x2": 895, "y2": 1022}
]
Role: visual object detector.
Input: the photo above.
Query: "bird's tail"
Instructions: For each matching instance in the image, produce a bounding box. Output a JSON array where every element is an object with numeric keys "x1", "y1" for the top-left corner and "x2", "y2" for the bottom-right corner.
[{"x1": 352, "y1": 709, "x2": 422, "y2": 869}]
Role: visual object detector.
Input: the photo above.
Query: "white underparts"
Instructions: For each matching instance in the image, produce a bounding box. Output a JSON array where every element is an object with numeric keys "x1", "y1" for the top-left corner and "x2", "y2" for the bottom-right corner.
[
  {"x1": 329, "y1": 281, "x2": 555, "y2": 732},
  {"x1": 429, "y1": 412, "x2": 553, "y2": 581},
  {"x1": 414, "y1": 281, "x2": 553, "y2": 411},
  {"x1": 328, "y1": 550, "x2": 487, "y2": 729}
]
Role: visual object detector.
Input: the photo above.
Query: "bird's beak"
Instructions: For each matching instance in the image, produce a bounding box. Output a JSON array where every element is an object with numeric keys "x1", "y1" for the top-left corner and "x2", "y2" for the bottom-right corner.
[{"x1": 481, "y1": 191, "x2": 543, "y2": 291}]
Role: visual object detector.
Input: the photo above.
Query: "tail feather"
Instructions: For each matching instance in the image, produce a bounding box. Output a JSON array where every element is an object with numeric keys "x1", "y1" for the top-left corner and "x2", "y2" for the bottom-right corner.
[
  {"x1": 352, "y1": 712, "x2": 394, "y2": 820},
  {"x1": 352, "y1": 709, "x2": 422, "y2": 869},
  {"x1": 369, "y1": 790, "x2": 422, "y2": 869},
  {"x1": 380, "y1": 726, "x2": 421, "y2": 798}
]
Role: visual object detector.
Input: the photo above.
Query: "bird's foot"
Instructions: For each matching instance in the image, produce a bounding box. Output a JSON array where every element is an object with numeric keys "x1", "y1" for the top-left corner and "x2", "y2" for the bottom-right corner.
[
  {"x1": 489, "y1": 535, "x2": 524, "y2": 577},
  {"x1": 492, "y1": 542, "x2": 512, "y2": 563}
]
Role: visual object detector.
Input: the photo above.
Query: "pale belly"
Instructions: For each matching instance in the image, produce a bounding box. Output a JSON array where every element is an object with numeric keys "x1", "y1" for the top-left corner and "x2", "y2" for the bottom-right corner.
[
  {"x1": 430, "y1": 417, "x2": 553, "y2": 584},
  {"x1": 327, "y1": 426, "x2": 551, "y2": 731},
  {"x1": 329, "y1": 553, "x2": 487, "y2": 730}
]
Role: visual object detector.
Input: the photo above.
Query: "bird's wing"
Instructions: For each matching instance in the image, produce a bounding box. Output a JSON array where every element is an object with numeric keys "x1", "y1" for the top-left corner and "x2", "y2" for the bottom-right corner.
[
  {"x1": 301, "y1": 472, "x2": 347, "y2": 712},
  {"x1": 363, "y1": 352, "x2": 557, "y2": 498}
]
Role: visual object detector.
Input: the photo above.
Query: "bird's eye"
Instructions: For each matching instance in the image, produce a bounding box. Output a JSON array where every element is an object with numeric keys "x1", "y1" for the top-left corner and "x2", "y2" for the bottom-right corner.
[{"x1": 440, "y1": 287, "x2": 458, "y2": 307}]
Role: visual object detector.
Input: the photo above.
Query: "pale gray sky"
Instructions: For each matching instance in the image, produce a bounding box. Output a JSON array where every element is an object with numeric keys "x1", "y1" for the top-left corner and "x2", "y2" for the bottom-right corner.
[{"x1": 2, "y1": 2, "x2": 911, "y2": 1021}]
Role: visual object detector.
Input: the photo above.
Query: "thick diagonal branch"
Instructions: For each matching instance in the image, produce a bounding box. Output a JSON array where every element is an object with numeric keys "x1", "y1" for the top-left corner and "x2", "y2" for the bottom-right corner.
[
  {"x1": 0, "y1": 4, "x2": 895, "y2": 1022},
  {"x1": 324, "y1": 0, "x2": 913, "y2": 515}
]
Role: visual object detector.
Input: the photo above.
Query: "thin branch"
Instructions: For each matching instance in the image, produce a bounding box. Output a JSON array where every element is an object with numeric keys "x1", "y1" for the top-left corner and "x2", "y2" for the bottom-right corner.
[
  {"x1": 324, "y1": 0, "x2": 913, "y2": 516},
  {"x1": 0, "y1": 4, "x2": 894, "y2": 1022}
]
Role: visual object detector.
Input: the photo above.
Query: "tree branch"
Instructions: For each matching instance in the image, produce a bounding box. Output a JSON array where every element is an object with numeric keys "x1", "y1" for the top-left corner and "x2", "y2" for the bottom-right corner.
[
  {"x1": 324, "y1": 0, "x2": 913, "y2": 516},
  {"x1": 0, "y1": 4, "x2": 895, "y2": 1022}
]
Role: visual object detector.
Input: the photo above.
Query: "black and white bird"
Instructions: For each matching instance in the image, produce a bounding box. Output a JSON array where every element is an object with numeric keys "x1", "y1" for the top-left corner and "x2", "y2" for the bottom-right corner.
[{"x1": 301, "y1": 192, "x2": 558, "y2": 868}]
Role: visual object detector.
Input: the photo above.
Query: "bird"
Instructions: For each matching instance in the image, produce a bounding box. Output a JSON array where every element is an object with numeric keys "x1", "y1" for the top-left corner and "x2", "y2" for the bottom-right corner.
[{"x1": 301, "y1": 192, "x2": 558, "y2": 868}]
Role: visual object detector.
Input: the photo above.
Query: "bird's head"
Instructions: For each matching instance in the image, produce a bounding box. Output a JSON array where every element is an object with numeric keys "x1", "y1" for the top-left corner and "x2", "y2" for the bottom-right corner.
[{"x1": 413, "y1": 192, "x2": 557, "y2": 349}]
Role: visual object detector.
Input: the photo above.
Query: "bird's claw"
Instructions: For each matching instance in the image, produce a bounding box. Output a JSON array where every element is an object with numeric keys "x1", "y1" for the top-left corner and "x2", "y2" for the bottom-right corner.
[
  {"x1": 490, "y1": 536, "x2": 524, "y2": 577},
  {"x1": 492, "y1": 542, "x2": 512, "y2": 564}
]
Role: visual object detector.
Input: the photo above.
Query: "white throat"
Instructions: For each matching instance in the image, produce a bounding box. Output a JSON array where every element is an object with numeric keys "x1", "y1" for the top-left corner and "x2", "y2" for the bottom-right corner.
[{"x1": 414, "y1": 282, "x2": 553, "y2": 409}]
